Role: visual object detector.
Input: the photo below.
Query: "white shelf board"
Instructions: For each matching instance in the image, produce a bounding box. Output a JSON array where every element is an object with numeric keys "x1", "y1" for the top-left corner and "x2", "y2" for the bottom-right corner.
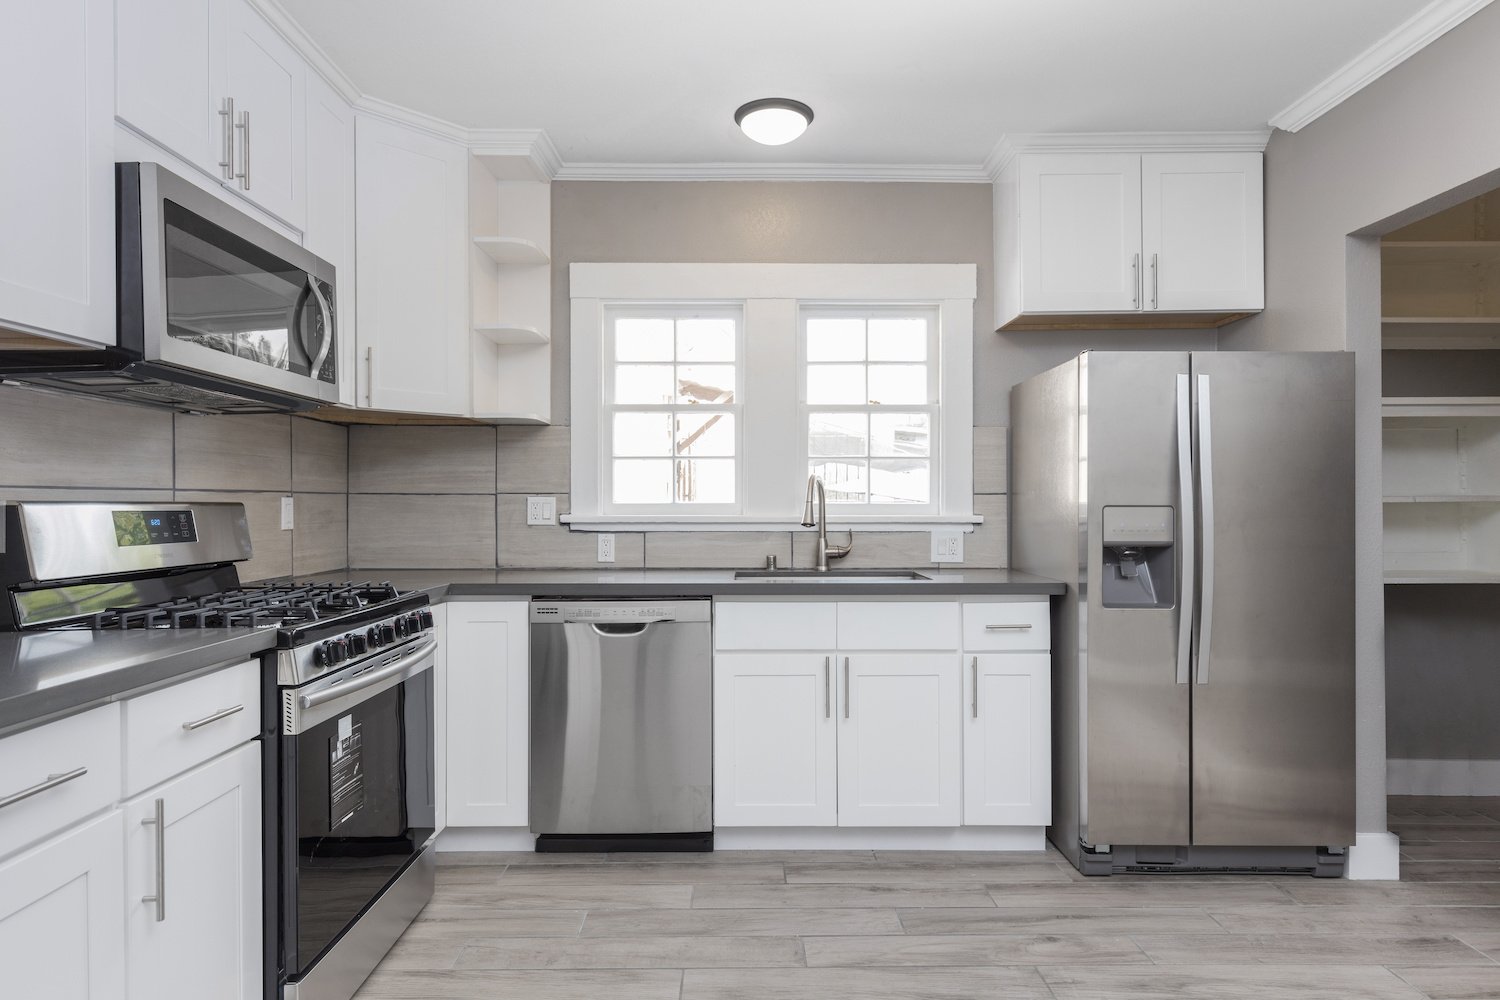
[
  {"x1": 474, "y1": 236, "x2": 549, "y2": 265},
  {"x1": 1383, "y1": 397, "x2": 1500, "y2": 418},
  {"x1": 1385, "y1": 569, "x2": 1500, "y2": 584},
  {"x1": 1384, "y1": 495, "x2": 1500, "y2": 504},
  {"x1": 473, "y1": 324, "x2": 549, "y2": 345},
  {"x1": 472, "y1": 411, "x2": 550, "y2": 425}
]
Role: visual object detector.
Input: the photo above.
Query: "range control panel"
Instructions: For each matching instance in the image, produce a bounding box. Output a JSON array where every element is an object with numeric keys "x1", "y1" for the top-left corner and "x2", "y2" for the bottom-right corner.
[{"x1": 531, "y1": 600, "x2": 712, "y2": 624}]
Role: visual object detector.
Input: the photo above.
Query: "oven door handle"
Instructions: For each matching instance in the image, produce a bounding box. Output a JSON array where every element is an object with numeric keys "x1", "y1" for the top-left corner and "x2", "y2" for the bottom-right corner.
[{"x1": 298, "y1": 637, "x2": 437, "y2": 712}]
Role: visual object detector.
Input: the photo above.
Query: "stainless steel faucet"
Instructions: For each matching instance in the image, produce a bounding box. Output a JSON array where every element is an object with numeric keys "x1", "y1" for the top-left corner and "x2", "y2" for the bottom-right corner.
[{"x1": 801, "y1": 474, "x2": 852, "y2": 572}]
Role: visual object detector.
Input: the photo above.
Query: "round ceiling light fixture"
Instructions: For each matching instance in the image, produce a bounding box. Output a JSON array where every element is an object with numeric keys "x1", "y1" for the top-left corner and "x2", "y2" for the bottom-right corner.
[{"x1": 734, "y1": 98, "x2": 814, "y2": 146}]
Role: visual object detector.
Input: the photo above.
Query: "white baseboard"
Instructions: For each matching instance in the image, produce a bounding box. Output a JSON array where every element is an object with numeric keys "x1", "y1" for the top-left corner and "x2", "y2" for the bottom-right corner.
[
  {"x1": 1346, "y1": 831, "x2": 1401, "y2": 880},
  {"x1": 714, "y1": 826, "x2": 1046, "y2": 851},
  {"x1": 1387, "y1": 758, "x2": 1500, "y2": 795},
  {"x1": 437, "y1": 827, "x2": 534, "y2": 852}
]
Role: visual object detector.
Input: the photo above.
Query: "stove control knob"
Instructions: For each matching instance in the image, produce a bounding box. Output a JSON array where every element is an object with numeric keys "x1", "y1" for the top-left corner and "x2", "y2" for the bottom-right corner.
[
  {"x1": 366, "y1": 626, "x2": 382, "y2": 649},
  {"x1": 394, "y1": 617, "x2": 410, "y2": 639},
  {"x1": 348, "y1": 632, "x2": 368, "y2": 655},
  {"x1": 379, "y1": 623, "x2": 397, "y2": 645},
  {"x1": 313, "y1": 644, "x2": 329, "y2": 667},
  {"x1": 406, "y1": 612, "x2": 423, "y2": 634},
  {"x1": 325, "y1": 640, "x2": 346, "y2": 666},
  {"x1": 417, "y1": 610, "x2": 434, "y2": 630}
]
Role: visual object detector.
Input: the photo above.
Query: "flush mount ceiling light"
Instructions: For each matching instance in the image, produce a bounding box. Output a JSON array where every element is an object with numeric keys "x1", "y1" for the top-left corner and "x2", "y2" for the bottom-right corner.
[{"x1": 734, "y1": 98, "x2": 814, "y2": 146}]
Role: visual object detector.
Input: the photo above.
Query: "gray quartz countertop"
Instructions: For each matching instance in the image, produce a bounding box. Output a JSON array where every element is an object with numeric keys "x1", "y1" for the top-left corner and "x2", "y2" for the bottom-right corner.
[
  {"x1": 0, "y1": 629, "x2": 277, "y2": 738},
  {"x1": 304, "y1": 568, "x2": 1067, "y2": 601}
]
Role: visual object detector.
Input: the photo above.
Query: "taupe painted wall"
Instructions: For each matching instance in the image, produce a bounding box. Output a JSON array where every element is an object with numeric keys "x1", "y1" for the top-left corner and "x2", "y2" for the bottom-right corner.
[{"x1": 1221, "y1": 4, "x2": 1500, "y2": 828}]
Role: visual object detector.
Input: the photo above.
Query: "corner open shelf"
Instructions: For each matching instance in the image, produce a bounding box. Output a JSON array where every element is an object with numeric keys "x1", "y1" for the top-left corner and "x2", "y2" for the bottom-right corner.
[
  {"x1": 473, "y1": 236, "x2": 549, "y2": 266},
  {"x1": 473, "y1": 324, "x2": 548, "y2": 346}
]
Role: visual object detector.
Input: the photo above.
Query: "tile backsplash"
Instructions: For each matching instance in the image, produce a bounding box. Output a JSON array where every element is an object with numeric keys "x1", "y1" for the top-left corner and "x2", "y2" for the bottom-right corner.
[
  {"x1": 0, "y1": 386, "x2": 348, "y2": 581},
  {"x1": 0, "y1": 385, "x2": 1010, "y2": 575}
]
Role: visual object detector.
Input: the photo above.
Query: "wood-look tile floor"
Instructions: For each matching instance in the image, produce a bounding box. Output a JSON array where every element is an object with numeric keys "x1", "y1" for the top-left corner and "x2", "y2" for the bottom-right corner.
[{"x1": 351, "y1": 797, "x2": 1500, "y2": 999}]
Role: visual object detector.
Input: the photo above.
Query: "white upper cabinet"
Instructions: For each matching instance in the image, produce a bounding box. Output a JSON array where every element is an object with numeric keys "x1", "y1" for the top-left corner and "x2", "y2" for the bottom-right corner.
[
  {"x1": 356, "y1": 114, "x2": 470, "y2": 415},
  {"x1": 0, "y1": 0, "x2": 115, "y2": 346},
  {"x1": 1016, "y1": 154, "x2": 1143, "y2": 316},
  {"x1": 996, "y1": 146, "x2": 1263, "y2": 329},
  {"x1": 303, "y1": 72, "x2": 356, "y2": 406},
  {"x1": 116, "y1": 0, "x2": 305, "y2": 228},
  {"x1": 1142, "y1": 153, "x2": 1264, "y2": 313}
]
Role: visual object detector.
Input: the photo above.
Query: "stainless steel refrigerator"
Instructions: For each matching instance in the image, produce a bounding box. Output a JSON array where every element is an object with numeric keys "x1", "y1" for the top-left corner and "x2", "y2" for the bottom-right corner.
[{"x1": 1011, "y1": 351, "x2": 1355, "y2": 876}]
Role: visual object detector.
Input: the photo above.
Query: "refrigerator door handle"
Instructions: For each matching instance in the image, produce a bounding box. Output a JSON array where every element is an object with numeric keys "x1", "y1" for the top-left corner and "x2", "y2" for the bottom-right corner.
[
  {"x1": 1175, "y1": 373, "x2": 1195, "y2": 685},
  {"x1": 1194, "y1": 372, "x2": 1216, "y2": 685}
]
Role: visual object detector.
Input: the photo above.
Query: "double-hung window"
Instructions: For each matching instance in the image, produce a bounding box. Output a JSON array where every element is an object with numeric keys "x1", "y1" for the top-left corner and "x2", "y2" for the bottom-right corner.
[
  {"x1": 570, "y1": 263, "x2": 975, "y2": 529},
  {"x1": 604, "y1": 307, "x2": 742, "y2": 513}
]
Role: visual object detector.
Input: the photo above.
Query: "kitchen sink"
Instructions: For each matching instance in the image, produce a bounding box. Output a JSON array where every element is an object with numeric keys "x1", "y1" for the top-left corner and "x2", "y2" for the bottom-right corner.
[{"x1": 733, "y1": 569, "x2": 932, "y2": 581}]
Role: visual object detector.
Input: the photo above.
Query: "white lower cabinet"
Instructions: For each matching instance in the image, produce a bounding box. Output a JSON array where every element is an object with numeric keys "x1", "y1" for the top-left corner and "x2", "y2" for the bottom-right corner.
[
  {"x1": 838, "y1": 653, "x2": 961, "y2": 827},
  {"x1": 0, "y1": 811, "x2": 125, "y2": 1000},
  {"x1": 445, "y1": 601, "x2": 529, "y2": 827},
  {"x1": 713, "y1": 652, "x2": 837, "y2": 827},
  {"x1": 964, "y1": 652, "x2": 1051, "y2": 825},
  {"x1": 124, "y1": 742, "x2": 260, "y2": 1000},
  {"x1": 714, "y1": 598, "x2": 1051, "y2": 833}
]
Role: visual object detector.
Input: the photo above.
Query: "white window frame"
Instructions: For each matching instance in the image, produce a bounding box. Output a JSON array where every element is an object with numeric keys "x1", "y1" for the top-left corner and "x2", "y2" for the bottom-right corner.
[
  {"x1": 569, "y1": 263, "x2": 975, "y2": 531},
  {"x1": 601, "y1": 303, "x2": 745, "y2": 516},
  {"x1": 799, "y1": 304, "x2": 942, "y2": 515}
]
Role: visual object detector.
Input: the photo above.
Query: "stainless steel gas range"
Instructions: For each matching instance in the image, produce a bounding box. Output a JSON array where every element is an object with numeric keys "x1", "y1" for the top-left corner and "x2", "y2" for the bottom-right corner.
[{"x1": 0, "y1": 501, "x2": 436, "y2": 1000}]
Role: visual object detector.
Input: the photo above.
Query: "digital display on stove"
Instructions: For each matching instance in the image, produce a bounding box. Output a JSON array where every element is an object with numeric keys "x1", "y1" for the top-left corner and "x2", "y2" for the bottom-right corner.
[{"x1": 112, "y1": 509, "x2": 198, "y2": 547}]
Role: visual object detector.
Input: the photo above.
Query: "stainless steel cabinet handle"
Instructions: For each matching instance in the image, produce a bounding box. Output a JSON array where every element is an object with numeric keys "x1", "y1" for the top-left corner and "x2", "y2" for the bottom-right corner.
[
  {"x1": 843, "y1": 657, "x2": 850, "y2": 720},
  {"x1": 1151, "y1": 252, "x2": 1159, "y2": 309},
  {"x1": 1194, "y1": 372, "x2": 1215, "y2": 685},
  {"x1": 0, "y1": 766, "x2": 87, "y2": 810},
  {"x1": 1132, "y1": 253, "x2": 1140, "y2": 308},
  {"x1": 182, "y1": 704, "x2": 243, "y2": 731},
  {"x1": 235, "y1": 109, "x2": 250, "y2": 189},
  {"x1": 823, "y1": 655, "x2": 831, "y2": 720},
  {"x1": 971, "y1": 656, "x2": 979, "y2": 719},
  {"x1": 218, "y1": 97, "x2": 235, "y2": 180},
  {"x1": 141, "y1": 797, "x2": 166, "y2": 922},
  {"x1": 984, "y1": 623, "x2": 1032, "y2": 631},
  {"x1": 365, "y1": 346, "x2": 374, "y2": 405},
  {"x1": 1175, "y1": 374, "x2": 1196, "y2": 685}
]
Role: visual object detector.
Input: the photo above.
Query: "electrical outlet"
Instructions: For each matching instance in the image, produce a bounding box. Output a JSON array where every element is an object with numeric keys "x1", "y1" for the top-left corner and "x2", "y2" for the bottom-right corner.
[
  {"x1": 526, "y1": 496, "x2": 557, "y2": 525},
  {"x1": 931, "y1": 528, "x2": 963, "y2": 563},
  {"x1": 597, "y1": 533, "x2": 616, "y2": 563},
  {"x1": 280, "y1": 496, "x2": 295, "y2": 531}
]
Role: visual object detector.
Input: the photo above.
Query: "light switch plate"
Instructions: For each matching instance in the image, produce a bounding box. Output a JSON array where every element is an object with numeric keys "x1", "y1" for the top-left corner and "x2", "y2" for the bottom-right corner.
[
  {"x1": 931, "y1": 528, "x2": 963, "y2": 562},
  {"x1": 597, "y1": 534, "x2": 616, "y2": 563},
  {"x1": 526, "y1": 496, "x2": 557, "y2": 525},
  {"x1": 280, "y1": 496, "x2": 295, "y2": 531}
]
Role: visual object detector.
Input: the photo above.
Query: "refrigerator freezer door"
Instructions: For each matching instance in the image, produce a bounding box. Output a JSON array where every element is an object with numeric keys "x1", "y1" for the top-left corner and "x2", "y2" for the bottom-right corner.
[
  {"x1": 1187, "y1": 352, "x2": 1355, "y2": 847},
  {"x1": 1081, "y1": 352, "x2": 1193, "y2": 848}
]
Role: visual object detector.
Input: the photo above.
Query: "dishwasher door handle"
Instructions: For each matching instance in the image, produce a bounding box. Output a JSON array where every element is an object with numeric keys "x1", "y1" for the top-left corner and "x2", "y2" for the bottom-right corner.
[{"x1": 588, "y1": 622, "x2": 654, "y2": 637}]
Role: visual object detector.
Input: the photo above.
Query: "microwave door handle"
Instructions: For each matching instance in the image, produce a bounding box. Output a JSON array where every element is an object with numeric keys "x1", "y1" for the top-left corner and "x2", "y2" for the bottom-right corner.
[{"x1": 307, "y1": 278, "x2": 333, "y2": 377}]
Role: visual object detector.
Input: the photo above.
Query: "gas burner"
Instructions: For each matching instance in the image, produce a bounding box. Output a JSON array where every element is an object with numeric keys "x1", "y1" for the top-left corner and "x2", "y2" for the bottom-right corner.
[{"x1": 78, "y1": 580, "x2": 411, "y2": 632}]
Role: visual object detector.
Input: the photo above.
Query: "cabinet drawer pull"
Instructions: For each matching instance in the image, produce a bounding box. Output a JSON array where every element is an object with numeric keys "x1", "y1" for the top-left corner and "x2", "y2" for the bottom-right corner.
[
  {"x1": 843, "y1": 657, "x2": 851, "y2": 720},
  {"x1": 972, "y1": 656, "x2": 979, "y2": 719},
  {"x1": 984, "y1": 623, "x2": 1032, "y2": 631},
  {"x1": 0, "y1": 766, "x2": 88, "y2": 810},
  {"x1": 823, "y1": 655, "x2": 831, "y2": 720},
  {"x1": 182, "y1": 704, "x2": 244, "y2": 731},
  {"x1": 141, "y1": 797, "x2": 166, "y2": 922}
]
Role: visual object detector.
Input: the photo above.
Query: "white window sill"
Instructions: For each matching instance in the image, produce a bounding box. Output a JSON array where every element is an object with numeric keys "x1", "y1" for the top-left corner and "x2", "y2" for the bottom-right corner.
[{"x1": 559, "y1": 514, "x2": 983, "y2": 533}]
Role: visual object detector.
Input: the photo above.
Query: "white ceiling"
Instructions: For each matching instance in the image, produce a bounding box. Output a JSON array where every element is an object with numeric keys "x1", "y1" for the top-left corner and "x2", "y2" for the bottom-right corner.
[{"x1": 278, "y1": 0, "x2": 1432, "y2": 167}]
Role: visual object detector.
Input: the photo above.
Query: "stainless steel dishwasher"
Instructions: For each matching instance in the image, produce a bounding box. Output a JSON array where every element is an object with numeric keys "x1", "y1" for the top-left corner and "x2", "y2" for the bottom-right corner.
[{"x1": 529, "y1": 599, "x2": 713, "y2": 851}]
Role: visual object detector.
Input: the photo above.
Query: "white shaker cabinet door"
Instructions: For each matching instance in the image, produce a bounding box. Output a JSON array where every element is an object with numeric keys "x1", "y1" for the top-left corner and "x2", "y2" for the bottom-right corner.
[
  {"x1": 223, "y1": 0, "x2": 305, "y2": 228},
  {"x1": 124, "y1": 743, "x2": 261, "y2": 1000},
  {"x1": 355, "y1": 114, "x2": 470, "y2": 415},
  {"x1": 837, "y1": 653, "x2": 961, "y2": 827},
  {"x1": 0, "y1": 0, "x2": 116, "y2": 345},
  {"x1": 0, "y1": 811, "x2": 125, "y2": 1000},
  {"x1": 963, "y1": 653, "x2": 1051, "y2": 826},
  {"x1": 1142, "y1": 152, "x2": 1263, "y2": 313},
  {"x1": 1017, "y1": 153, "x2": 1142, "y2": 315},
  {"x1": 303, "y1": 71, "x2": 357, "y2": 406},
  {"x1": 115, "y1": 0, "x2": 225, "y2": 178},
  {"x1": 445, "y1": 601, "x2": 529, "y2": 827},
  {"x1": 714, "y1": 652, "x2": 838, "y2": 828}
]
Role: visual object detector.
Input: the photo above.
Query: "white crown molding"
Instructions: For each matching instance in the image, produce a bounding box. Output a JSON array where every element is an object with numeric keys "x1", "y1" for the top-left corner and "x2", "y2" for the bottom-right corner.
[
  {"x1": 551, "y1": 161, "x2": 992, "y2": 183},
  {"x1": 1269, "y1": 0, "x2": 1496, "y2": 133},
  {"x1": 984, "y1": 131, "x2": 1273, "y2": 180},
  {"x1": 470, "y1": 129, "x2": 564, "y2": 181},
  {"x1": 248, "y1": 0, "x2": 361, "y2": 104}
]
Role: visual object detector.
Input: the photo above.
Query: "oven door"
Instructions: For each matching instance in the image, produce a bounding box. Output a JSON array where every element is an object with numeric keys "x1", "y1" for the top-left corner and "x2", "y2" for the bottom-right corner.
[{"x1": 278, "y1": 636, "x2": 436, "y2": 982}]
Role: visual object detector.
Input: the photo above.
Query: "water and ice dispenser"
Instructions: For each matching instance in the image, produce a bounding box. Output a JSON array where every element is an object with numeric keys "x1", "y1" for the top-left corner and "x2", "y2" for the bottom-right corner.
[{"x1": 1101, "y1": 506, "x2": 1176, "y2": 609}]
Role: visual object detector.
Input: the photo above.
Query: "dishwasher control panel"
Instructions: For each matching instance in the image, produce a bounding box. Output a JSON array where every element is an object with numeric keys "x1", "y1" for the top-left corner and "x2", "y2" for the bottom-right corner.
[{"x1": 530, "y1": 599, "x2": 712, "y2": 624}]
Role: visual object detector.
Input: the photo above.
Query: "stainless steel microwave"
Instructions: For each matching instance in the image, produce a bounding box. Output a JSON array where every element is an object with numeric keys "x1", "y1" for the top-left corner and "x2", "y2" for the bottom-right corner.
[{"x1": 0, "y1": 162, "x2": 339, "y2": 414}]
